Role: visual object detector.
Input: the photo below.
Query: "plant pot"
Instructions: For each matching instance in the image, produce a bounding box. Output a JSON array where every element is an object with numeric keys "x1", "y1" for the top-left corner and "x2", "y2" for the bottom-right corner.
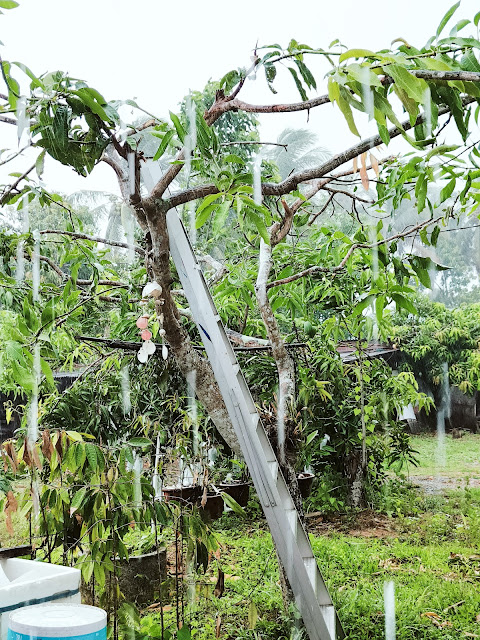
[
  {"x1": 297, "y1": 472, "x2": 315, "y2": 499},
  {"x1": 162, "y1": 485, "x2": 202, "y2": 504},
  {"x1": 80, "y1": 549, "x2": 167, "y2": 607},
  {"x1": 219, "y1": 482, "x2": 250, "y2": 507},
  {"x1": 200, "y1": 493, "x2": 224, "y2": 521},
  {"x1": 117, "y1": 549, "x2": 167, "y2": 605}
]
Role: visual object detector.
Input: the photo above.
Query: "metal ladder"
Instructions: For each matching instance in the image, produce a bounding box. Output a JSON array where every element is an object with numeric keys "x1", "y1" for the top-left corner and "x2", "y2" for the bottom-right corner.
[{"x1": 164, "y1": 209, "x2": 342, "y2": 640}]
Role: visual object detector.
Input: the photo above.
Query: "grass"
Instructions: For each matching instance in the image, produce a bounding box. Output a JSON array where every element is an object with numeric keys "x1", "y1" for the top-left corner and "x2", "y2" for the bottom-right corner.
[
  {"x1": 408, "y1": 433, "x2": 480, "y2": 478},
  {"x1": 2, "y1": 435, "x2": 480, "y2": 639}
]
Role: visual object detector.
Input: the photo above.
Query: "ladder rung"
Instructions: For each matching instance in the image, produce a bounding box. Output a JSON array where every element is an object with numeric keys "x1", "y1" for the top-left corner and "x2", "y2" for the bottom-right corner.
[
  {"x1": 319, "y1": 605, "x2": 336, "y2": 640},
  {"x1": 303, "y1": 556, "x2": 317, "y2": 590},
  {"x1": 286, "y1": 508, "x2": 298, "y2": 537},
  {"x1": 268, "y1": 460, "x2": 278, "y2": 481}
]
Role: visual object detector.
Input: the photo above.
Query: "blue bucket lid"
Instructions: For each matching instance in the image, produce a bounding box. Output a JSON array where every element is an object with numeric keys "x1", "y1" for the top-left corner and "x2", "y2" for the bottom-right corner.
[{"x1": 8, "y1": 604, "x2": 106, "y2": 637}]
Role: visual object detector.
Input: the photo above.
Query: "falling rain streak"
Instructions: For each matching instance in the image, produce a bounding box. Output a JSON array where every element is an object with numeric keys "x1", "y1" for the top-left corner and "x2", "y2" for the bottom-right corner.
[
  {"x1": 384, "y1": 581, "x2": 396, "y2": 640},
  {"x1": 120, "y1": 365, "x2": 131, "y2": 415},
  {"x1": 184, "y1": 94, "x2": 197, "y2": 184},
  {"x1": 435, "y1": 362, "x2": 450, "y2": 470}
]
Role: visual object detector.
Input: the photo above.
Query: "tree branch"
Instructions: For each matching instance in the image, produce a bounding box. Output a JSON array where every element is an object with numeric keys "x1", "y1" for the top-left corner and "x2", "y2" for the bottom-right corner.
[
  {"x1": 267, "y1": 214, "x2": 444, "y2": 289},
  {"x1": 39, "y1": 229, "x2": 145, "y2": 256},
  {"x1": 261, "y1": 98, "x2": 475, "y2": 196},
  {"x1": 0, "y1": 163, "x2": 35, "y2": 205}
]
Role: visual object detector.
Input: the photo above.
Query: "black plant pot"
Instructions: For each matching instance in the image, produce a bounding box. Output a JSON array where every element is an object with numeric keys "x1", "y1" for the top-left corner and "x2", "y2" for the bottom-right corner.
[
  {"x1": 297, "y1": 472, "x2": 315, "y2": 499},
  {"x1": 162, "y1": 485, "x2": 202, "y2": 504},
  {"x1": 200, "y1": 493, "x2": 224, "y2": 521}
]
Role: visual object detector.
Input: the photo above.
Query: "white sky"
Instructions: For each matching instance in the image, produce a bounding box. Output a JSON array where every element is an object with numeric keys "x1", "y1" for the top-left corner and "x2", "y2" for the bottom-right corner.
[{"x1": 1, "y1": 0, "x2": 479, "y2": 195}]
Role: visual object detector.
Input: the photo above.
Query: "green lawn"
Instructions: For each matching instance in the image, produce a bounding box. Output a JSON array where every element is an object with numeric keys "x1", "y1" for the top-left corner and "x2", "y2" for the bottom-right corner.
[{"x1": 408, "y1": 433, "x2": 480, "y2": 478}]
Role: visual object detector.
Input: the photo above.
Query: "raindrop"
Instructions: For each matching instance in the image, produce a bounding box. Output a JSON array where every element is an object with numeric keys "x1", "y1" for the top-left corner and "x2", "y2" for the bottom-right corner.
[
  {"x1": 120, "y1": 366, "x2": 131, "y2": 415},
  {"x1": 184, "y1": 94, "x2": 197, "y2": 184},
  {"x1": 360, "y1": 66, "x2": 374, "y2": 121},
  {"x1": 32, "y1": 229, "x2": 40, "y2": 303},
  {"x1": 128, "y1": 152, "x2": 136, "y2": 196},
  {"x1": 133, "y1": 453, "x2": 143, "y2": 508},
  {"x1": 186, "y1": 370, "x2": 198, "y2": 456},
  {"x1": 16, "y1": 96, "x2": 30, "y2": 147},
  {"x1": 253, "y1": 153, "x2": 263, "y2": 206},
  {"x1": 423, "y1": 87, "x2": 432, "y2": 138}
]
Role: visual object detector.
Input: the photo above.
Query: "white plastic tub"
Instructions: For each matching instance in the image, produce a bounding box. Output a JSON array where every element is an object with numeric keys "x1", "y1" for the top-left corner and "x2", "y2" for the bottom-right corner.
[
  {"x1": 7, "y1": 603, "x2": 106, "y2": 640},
  {"x1": 0, "y1": 559, "x2": 81, "y2": 640}
]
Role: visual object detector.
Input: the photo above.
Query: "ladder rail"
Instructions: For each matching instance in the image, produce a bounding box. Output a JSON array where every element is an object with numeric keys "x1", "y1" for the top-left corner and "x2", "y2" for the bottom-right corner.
[{"x1": 166, "y1": 209, "x2": 343, "y2": 640}]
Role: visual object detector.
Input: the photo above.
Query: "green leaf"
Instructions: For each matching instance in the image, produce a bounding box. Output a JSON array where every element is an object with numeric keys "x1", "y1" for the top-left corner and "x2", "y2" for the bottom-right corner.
[
  {"x1": 177, "y1": 626, "x2": 192, "y2": 640},
  {"x1": 475, "y1": 11, "x2": 480, "y2": 27},
  {"x1": 305, "y1": 430, "x2": 318, "y2": 446},
  {"x1": 196, "y1": 192, "x2": 222, "y2": 215},
  {"x1": 247, "y1": 210, "x2": 270, "y2": 244},
  {"x1": 127, "y1": 437, "x2": 153, "y2": 447},
  {"x1": 352, "y1": 294, "x2": 375, "y2": 317},
  {"x1": 0, "y1": 1, "x2": 19, "y2": 8},
  {"x1": 195, "y1": 203, "x2": 217, "y2": 229},
  {"x1": 70, "y1": 487, "x2": 86, "y2": 514},
  {"x1": 40, "y1": 357, "x2": 55, "y2": 387},
  {"x1": 385, "y1": 64, "x2": 428, "y2": 104},
  {"x1": 294, "y1": 59, "x2": 317, "y2": 90},
  {"x1": 391, "y1": 293, "x2": 417, "y2": 315},
  {"x1": 337, "y1": 89, "x2": 360, "y2": 137},
  {"x1": 436, "y1": 1, "x2": 461, "y2": 37},
  {"x1": 425, "y1": 144, "x2": 459, "y2": 161},
  {"x1": 375, "y1": 294, "x2": 386, "y2": 323},
  {"x1": 288, "y1": 67, "x2": 308, "y2": 101},
  {"x1": 439, "y1": 178, "x2": 456, "y2": 203},
  {"x1": 93, "y1": 563, "x2": 106, "y2": 588},
  {"x1": 85, "y1": 443, "x2": 98, "y2": 471},
  {"x1": 152, "y1": 129, "x2": 174, "y2": 161},
  {"x1": 415, "y1": 172, "x2": 427, "y2": 213},
  {"x1": 221, "y1": 492, "x2": 245, "y2": 516},
  {"x1": 339, "y1": 49, "x2": 377, "y2": 62},
  {"x1": 212, "y1": 200, "x2": 230, "y2": 235},
  {"x1": 169, "y1": 111, "x2": 186, "y2": 143},
  {"x1": 35, "y1": 150, "x2": 46, "y2": 179}
]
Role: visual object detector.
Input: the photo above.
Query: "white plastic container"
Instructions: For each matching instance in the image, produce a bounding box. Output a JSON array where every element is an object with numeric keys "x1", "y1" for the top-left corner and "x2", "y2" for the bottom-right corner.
[
  {"x1": 0, "y1": 559, "x2": 81, "y2": 640},
  {"x1": 7, "y1": 604, "x2": 106, "y2": 640}
]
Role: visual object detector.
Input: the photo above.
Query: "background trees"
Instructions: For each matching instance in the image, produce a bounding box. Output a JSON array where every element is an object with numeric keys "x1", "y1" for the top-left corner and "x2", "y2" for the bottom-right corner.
[{"x1": 1, "y1": 0, "x2": 480, "y2": 597}]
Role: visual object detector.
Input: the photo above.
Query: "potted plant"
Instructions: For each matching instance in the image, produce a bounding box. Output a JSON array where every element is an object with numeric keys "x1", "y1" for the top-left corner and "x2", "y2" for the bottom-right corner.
[{"x1": 218, "y1": 459, "x2": 250, "y2": 507}]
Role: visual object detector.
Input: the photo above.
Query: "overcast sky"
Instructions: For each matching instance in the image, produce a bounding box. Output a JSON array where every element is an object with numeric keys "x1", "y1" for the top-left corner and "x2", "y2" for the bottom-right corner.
[{"x1": 1, "y1": 0, "x2": 479, "y2": 195}]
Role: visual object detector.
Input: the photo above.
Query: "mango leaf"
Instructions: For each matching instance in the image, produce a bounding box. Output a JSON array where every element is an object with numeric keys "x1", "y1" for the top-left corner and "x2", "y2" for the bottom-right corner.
[
  {"x1": 425, "y1": 144, "x2": 459, "y2": 161},
  {"x1": 385, "y1": 64, "x2": 427, "y2": 104},
  {"x1": 288, "y1": 67, "x2": 308, "y2": 101},
  {"x1": 40, "y1": 357, "x2": 55, "y2": 387},
  {"x1": 339, "y1": 49, "x2": 377, "y2": 62},
  {"x1": 152, "y1": 130, "x2": 174, "y2": 161},
  {"x1": 246, "y1": 210, "x2": 269, "y2": 244},
  {"x1": 391, "y1": 293, "x2": 417, "y2": 315},
  {"x1": 352, "y1": 294, "x2": 375, "y2": 316},
  {"x1": 415, "y1": 172, "x2": 427, "y2": 213},
  {"x1": 128, "y1": 437, "x2": 153, "y2": 447},
  {"x1": 439, "y1": 178, "x2": 456, "y2": 202},
  {"x1": 169, "y1": 111, "x2": 186, "y2": 143},
  {"x1": 212, "y1": 200, "x2": 230, "y2": 235},
  {"x1": 436, "y1": 1, "x2": 461, "y2": 37},
  {"x1": 195, "y1": 203, "x2": 218, "y2": 229},
  {"x1": 70, "y1": 487, "x2": 86, "y2": 514},
  {"x1": 221, "y1": 492, "x2": 245, "y2": 516},
  {"x1": 337, "y1": 88, "x2": 360, "y2": 137}
]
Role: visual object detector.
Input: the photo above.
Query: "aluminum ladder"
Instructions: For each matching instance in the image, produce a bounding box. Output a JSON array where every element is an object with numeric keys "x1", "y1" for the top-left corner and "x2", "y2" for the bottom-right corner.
[{"x1": 163, "y1": 209, "x2": 343, "y2": 640}]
